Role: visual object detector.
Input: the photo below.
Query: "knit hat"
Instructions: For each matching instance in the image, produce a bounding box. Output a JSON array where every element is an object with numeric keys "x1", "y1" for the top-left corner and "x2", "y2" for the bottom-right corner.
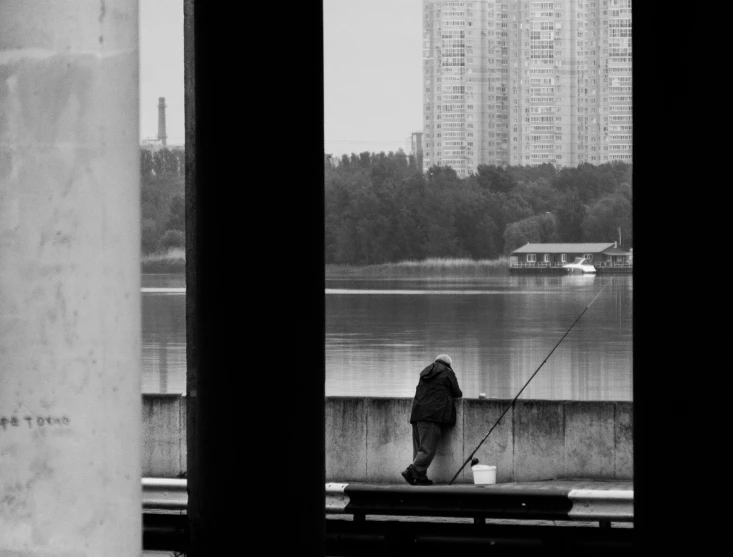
[{"x1": 435, "y1": 354, "x2": 452, "y2": 366}]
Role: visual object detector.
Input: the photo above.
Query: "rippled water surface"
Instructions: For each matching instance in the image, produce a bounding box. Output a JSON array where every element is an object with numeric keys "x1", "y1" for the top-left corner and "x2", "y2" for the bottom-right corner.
[
  {"x1": 326, "y1": 273, "x2": 632, "y2": 401},
  {"x1": 142, "y1": 272, "x2": 632, "y2": 400},
  {"x1": 142, "y1": 274, "x2": 185, "y2": 394}
]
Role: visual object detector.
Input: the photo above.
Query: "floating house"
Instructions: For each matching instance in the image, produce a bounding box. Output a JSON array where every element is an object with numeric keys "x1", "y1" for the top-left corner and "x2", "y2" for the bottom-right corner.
[{"x1": 509, "y1": 242, "x2": 632, "y2": 274}]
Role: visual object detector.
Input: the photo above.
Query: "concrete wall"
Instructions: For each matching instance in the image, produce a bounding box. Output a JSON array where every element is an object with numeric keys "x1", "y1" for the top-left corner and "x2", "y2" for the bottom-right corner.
[
  {"x1": 326, "y1": 397, "x2": 633, "y2": 484},
  {"x1": 142, "y1": 396, "x2": 633, "y2": 483},
  {"x1": 143, "y1": 395, "x2": 187, "y2": 478}
]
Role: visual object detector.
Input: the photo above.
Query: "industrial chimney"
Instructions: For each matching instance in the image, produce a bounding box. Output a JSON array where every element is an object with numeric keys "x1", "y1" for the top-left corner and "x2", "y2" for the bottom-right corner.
[{"x1": 157, "y1": 97, "x2": 167, "y2": 147}]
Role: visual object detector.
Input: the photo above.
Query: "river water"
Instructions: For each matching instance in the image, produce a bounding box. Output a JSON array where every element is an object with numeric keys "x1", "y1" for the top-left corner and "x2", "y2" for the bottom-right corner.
[
  {"x1": 142, "y1": 272, "x2": 632, "y2": 401},
  {"x1": 141, "y1": 274, "x2": 186, "y2": 394}
]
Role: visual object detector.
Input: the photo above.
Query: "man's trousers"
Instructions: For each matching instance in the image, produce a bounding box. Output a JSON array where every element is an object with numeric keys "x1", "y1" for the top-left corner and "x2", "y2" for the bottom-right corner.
[{"x1": 411, "y1": 421, "x2": 443, "y2": 477}]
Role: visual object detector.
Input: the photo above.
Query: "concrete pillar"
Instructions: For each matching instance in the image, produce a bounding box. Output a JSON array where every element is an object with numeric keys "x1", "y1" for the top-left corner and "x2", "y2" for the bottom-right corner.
[{"x1": 0, "y1": 1, "x2": 140, "y2": 555}]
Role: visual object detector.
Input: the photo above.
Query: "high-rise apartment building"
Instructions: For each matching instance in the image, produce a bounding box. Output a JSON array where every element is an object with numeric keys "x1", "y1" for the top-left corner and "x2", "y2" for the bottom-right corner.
[{"x1": 422, "y1": 0, "x2": 631, "y2": 175}]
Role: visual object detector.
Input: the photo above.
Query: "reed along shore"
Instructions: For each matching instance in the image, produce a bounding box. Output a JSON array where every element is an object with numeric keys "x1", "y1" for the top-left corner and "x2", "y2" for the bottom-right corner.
[
  {"x1": 326, "y1": 257, "x2": 509, "y2": 279},
  {"x1": 141, "y1": 255, "x2": 509, "y2": 277},
  {"x1": 141, "y1": 249, "x2": 185, "y2": 274}
]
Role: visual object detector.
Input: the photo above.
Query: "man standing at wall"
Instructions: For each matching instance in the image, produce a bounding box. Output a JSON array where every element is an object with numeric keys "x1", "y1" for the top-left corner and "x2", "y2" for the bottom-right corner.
[{"x1": 402, "y1": 355, "x2": 463, "y2": 485}]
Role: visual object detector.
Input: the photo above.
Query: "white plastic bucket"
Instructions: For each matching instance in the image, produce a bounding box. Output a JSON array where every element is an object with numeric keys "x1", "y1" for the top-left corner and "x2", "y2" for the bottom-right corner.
[{"x1": 471, "y1": 465, "x2": 496, "y2": 486}]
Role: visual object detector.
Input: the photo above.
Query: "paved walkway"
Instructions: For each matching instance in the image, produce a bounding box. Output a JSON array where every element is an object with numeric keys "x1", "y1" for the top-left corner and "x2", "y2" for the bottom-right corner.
[{"x1": 334, "y1": 479, "x2": 633, "y2": 491}]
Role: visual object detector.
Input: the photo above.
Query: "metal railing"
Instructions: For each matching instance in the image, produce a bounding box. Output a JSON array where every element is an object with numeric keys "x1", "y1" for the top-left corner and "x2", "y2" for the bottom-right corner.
[
  {"x1": 594, "y1": 261, "x2": 633, "y2": 268},
  {"x1": 142, "y1": 479, "x2": 633, "y2": 525},
  {"x1": 142, "y1": 478, "x2": 187, "y2": 511},
  {"x1": 142, "y1": 479, "x2": 187, "y2": 552},
  {"x1": 509, "y1": 262, "x2": 566, "y2": 268},
  {"x1": 326, "y1": 482, "x2": 633, "y2": 525},
  {"x1": 509, "y1": 261, "x2": 632, "y2": 269}
]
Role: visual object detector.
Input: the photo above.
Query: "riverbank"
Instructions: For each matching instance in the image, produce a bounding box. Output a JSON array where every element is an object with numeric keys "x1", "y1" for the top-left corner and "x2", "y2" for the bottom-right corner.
[
  {"x1": 142, "y1": 249, "x2": 185, "y2": 274},
  {"x1": 327, "y1": 257, "x2": 509, "y2": 279}
]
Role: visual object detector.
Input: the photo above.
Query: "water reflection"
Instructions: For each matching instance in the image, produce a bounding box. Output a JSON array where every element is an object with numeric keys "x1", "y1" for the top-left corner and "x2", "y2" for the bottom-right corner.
[
  {"x1": 141, "y1": 272, "x2": 632, "y2": 401},
  {"x1": 141, "y1": 274, "x2": 185, "y2": 394},
  {"x1": 326, "y1": 275, "x2": 632, "y2": 401}
]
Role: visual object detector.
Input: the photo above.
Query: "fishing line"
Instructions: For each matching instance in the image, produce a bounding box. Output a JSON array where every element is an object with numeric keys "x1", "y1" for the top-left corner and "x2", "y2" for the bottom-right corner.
[{"x1": 448, "y1": 281, "x2": 611, "y2": 486}]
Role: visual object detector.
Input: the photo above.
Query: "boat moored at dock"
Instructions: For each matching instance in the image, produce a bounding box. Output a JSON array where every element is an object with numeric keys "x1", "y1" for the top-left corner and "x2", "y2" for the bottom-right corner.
[{"x1": 563, "y1": 257, "x2": 596, "y2": 274}]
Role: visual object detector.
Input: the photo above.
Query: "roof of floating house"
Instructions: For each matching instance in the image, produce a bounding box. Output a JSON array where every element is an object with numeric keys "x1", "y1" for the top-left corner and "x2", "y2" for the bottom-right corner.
[{"x1": 511, "y1": 243, "x2": 616, "y2": 254}]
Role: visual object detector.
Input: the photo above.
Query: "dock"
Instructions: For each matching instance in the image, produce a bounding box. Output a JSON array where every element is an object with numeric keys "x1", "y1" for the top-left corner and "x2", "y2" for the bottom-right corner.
[{"x1": 508, "y1": 264, "x2": 632, "y2": 275}]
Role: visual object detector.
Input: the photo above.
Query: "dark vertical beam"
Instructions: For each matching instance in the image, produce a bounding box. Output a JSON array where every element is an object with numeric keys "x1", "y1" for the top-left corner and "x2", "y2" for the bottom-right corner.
[
  {"x1": 185, "y1": 2, "x2": 324, "y2": 554},
  {"x1": 183, "y1": 0, "x2": 198, "y2": 552},
  {"x1": 633, "y1": 2, "x2": 727, "y2": 554}
]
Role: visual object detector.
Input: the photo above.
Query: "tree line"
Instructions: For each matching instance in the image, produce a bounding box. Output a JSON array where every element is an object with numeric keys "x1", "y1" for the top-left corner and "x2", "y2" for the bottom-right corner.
[
  {"x1": 325, "y1": 151, "x2": 632, "y2": 265},
  {"x1": 139, "y1": 147, "x2": 632, "y2": 262},
  {"x1": 140, "y1": 148, "x2": 185, "y2": 255}
]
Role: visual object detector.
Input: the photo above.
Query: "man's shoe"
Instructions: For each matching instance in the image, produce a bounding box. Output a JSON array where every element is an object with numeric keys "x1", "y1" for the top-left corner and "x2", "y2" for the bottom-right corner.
[
  {"x1": 401, "y1": 467, "x2": 417, "y2": 485},
  {"x1": 414, "y1": 476, "x2": 433, "y2": 486}
]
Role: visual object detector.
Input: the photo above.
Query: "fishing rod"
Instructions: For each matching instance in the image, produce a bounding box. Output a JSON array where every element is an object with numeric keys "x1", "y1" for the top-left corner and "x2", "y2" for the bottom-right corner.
[{"x1": 448, "y1": 282, "x2": 610, "y2": 486}]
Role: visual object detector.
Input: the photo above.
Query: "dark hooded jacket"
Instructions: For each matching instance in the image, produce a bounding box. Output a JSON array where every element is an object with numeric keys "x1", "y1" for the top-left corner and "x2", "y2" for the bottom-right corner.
[{"x1": 409, "y1": 359, "x2": 463, "y2": 425}]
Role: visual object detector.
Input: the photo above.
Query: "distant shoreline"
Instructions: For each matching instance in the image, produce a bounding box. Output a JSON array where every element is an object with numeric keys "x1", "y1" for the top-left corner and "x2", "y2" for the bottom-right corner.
[{"x1": 141, "y1": 255, "x2": 509, "y2": 276}]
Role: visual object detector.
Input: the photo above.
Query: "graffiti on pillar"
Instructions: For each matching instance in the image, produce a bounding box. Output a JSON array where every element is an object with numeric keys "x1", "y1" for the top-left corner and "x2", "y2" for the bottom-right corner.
[{"x1": 0, "y1": 415, "x2": 71, "y2": 431}]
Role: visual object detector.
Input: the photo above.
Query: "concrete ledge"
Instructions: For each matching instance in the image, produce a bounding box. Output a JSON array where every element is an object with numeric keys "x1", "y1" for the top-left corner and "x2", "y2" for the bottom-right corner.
[
  {"x1": 614, "y1": 402, "x2": 633, "y2": 478},
  {"x1": 142, "y1": 395, "x2": 186, "y2": 478},
  {"x1": 463, "y1": 399, "x2": 513, "y2": 484},
  {"x1": 141, "y1": 396, "x2": 633, "y2": 483},
  {"x1": 513, "y1": 400, "x2": 565, "y2": 481},
  {"x1": 326, "y1": 397, "x2": 633, "y2": 483},
  {"x1": 326, "y1": 397, "x2": 367, "y2": 482},
  {"x1": 366, "y1": 398, "x2": 412, "y2": 482},
  {"x1": 564, "y1": 401, "x2": 615, "y2": 478}
]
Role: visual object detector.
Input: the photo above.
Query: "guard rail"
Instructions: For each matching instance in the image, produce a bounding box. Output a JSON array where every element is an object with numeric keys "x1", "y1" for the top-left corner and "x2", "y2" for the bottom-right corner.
[
  {"x1": 140, "y1": 479, "x2": 633, "y2": 524},
  {"x1": 142, "y1": 477, "x2": 188, "y2": 511},
  {"x1": 140, "y1": 479, "x2": 633, "y2": 553},
  {"x1": 326, "y1": 482, "x2": 633, "y2": 526},
  {"x1": 141, "y1": 478, "x2": 187, "y2": 551}
]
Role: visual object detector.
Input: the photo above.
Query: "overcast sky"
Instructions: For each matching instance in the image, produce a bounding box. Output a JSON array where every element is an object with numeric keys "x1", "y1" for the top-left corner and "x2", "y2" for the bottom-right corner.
[
  {"x1": 324, "y1": 0, "x2": 423, "y2": 157},
  {"x1": 139, "y1": 0, "x2": 423, "y2": 154},
  {"x1": 139, "y1": 0, "x2": 184, "y2": 144}
]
